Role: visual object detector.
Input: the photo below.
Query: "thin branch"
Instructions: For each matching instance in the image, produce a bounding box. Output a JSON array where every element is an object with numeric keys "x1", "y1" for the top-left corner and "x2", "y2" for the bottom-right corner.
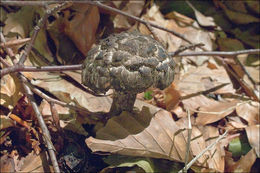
[
  {"x1": 178, "y1": 130, "x2": 229, "y2": 173},
  {"x1": 184, "y1": 109, "x2": 192, "y2": 173},
  {"x1": 233, "y1": 57, "x2": 257, "y2": 89},
  {"x1": 170, "y1": 49, "x2": 260, "y2": 57},
  {"x1": 1, "y1": 64, "x2": 82, "y2": 77},
  {"x1": 18, "y1": 2, "x2": 69, "y2": 65},
  {"x1": 172, "y1": 43, "x2": 205, "y2": 56},
  {"x1": 0, "y1": 56, "x2": 11, "y2": 67},
  {"x1": 1, "y1": 10, "x2": 62, "y2": 171},
  {"x1": 0, "y1": 33, "x2": 15, "y2": 58},
  {"x1": 0, "y1": 1, "x2": 54, "y2": 6},
  {"x1": 86, "y1": 1, "x2": 192, "y2": 44},
  {"x1": 0, "y1": 38, "x2": 31, "y2": 48}
]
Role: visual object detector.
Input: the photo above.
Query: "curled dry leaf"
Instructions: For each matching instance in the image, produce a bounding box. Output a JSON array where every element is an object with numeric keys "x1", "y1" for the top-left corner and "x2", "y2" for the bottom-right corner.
[
  {"x1": 39, "y1": 99, "x2": 88, "y2": 136},
  {"x1": 0, "y1": 74, "x2": 23, "y2": 110},
  {"x1": 18, "y1": 151, "x2": 53, "y2": 172},
  {"x1": 186, "y1": 1, "x2": 216, "y2": 28},
  {"x1": 27, "y1": 71, "x2": 111, "y2": 114},
  {"x1": 176, "y1": 64, "x2": 235, "y2": 96},
  {"x1": 245, "y1": 125, "x2": 260, "y2": 157},
  {"x1": 196, "y1": 100, "x2": 240, "y2": 125},
  {"x1": 63, "y1": 4, "x2": 100, "y2": 55},
  {"x1": 112, "y1": 1, "x2": 145, "y2": 29},
  {"x1": 236, "y1": 101, "x2": 259, "y2": 125},
  {"x1": 86, "y1": 107, "x2": 225, "y2": 172},
  {"x1": 225, "y1": 149, "x2": 256, "y2": 172},
  {"x1": 0, "y1": 115, "x2": 15, "y2": 130}
]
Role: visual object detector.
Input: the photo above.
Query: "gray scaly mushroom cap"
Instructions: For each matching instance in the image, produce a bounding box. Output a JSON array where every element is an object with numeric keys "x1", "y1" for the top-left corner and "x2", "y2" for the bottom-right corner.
[{"x1": 82, "y1": 31, "x2": 175, "y2": 94}]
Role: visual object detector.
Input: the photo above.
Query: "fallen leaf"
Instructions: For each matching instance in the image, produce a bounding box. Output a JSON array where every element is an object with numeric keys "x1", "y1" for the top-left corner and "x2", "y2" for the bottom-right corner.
[
  {"x1": 18, "y1": 151, "x2": 53, "y2": 172},
  {"x1": 236, "y1": 101, "x2": 259, "y2": 125},
  {"x1": 113, "y1": 1, "x2": 145, "y2": 29},
  {"x1": 86, "y1": 106, "x2": 225, "y2": 171},
  {"x1": 104, "y1": 155, "x2": 154, "y2": 173},
  {"x1": 0, "y1": 155, "x2": 15, "y2": 173},
  {"x1": 63, "y1": 3, "x2": 100, "y2": 55},
  {"x1": 39, "y1": 99, "x2": 88, "y2": 136},
  {"x1": 186, "y1": 1, "x2": 216, "y2": 27},
  {"x1": 27, "y1": 71, "x2": 111, "y2": 114},
  {"x1": 164, "y1": 83, "x2": 181, "y2": 111},
  {"x1": 0, "y1": 74, "x2": 23, "y2": 110},
  {"x1": 175, "y1": 64, "x2": 236, "y2": 96},
  {"x1": 222, "y1": 4, "x2": 259, "y2": 24},
  {"x1": 0, "y1": 115, "x2": 15, "y2": 130},
  {"x1": 196, "y1": 100, "x2": 240, "y2": 125},
  {"x1": 245, "y1": 125, "x2": 260, "y2": 157},
  {"x1": 225, "y1": 149, "x2": 256, "y2": 172}
]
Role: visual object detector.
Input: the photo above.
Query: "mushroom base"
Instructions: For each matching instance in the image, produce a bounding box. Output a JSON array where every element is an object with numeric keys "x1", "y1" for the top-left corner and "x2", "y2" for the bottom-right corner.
[{"x1": 109, "y1": 91, "x2": 137, "y2": 116}]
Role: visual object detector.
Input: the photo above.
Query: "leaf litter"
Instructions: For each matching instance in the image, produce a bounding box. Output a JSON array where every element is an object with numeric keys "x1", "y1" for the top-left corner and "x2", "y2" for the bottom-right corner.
[{"x1": 0, "y1": 1, "x2": 259, "y2": 172}]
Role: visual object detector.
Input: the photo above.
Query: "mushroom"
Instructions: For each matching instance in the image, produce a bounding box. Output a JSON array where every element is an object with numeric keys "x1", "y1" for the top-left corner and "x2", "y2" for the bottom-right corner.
[{"x1": 82, "y1": 31, "x2": 175, "y2": 116}]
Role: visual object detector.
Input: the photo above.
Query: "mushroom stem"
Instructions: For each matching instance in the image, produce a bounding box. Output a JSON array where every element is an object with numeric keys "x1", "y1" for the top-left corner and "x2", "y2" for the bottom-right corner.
[{"x1": 109, "y1": 91, "x2": 137, "y2": 116}]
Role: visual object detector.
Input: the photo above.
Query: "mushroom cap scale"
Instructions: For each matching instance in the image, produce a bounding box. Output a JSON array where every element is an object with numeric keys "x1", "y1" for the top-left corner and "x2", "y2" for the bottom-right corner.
[{"x1": 82, "y1": 32, "x2": 175, "y2": 94}]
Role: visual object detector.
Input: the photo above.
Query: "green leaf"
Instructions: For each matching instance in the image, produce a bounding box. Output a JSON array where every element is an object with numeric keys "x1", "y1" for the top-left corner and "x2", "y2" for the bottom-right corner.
[
  {"x1": 228, "y1": 134, "x2": 252, "y2": 157},
  {"x1": 144, "y1": 91, "x2": 153, "y2": 100},
  {"x1": 104, "y1": 155, "x2": 154, "y2": 173}
]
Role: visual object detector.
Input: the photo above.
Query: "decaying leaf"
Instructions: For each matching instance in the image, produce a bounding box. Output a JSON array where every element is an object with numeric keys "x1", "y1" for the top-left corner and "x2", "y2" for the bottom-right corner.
[
  {"x1": 196, "y1": 100, "x2": 241, "y2": 125},
  {"x1": 0, "y1": 74, "x2": 23, "y2": 110},
  {"x1": 18, "y1": 151, "x2": 53, "y2": 172},
  {"x1": 26, "y1": 71, "x2": 111, "y2": 114},
  {"x1": 86, "y1": 107, "x2": 225, "y2": 172},
  {"x1": 63, "y1": 4, "x2": 100, "y2": 55},
  {"x1": 186, "y1": 1, "x2": 216, "y2": 27},
  {"x1": 0, "y1": 115, "x2": 15, "y2": 130},
  {"x1": 225, "y1": 149, "x2": 256, "y2": 172},
  {"x1": 39, "y1": 99, "x2": 88, "y2": 136},
  {"x1": 112, "y1": 1, "x2": 145, "y2": 29},
  {"x1": 245, "y1": 125, "x2": 260, "y2": 157},
  {"x1": 236, "y1": 101, "x2": 259, "y2": 125}
]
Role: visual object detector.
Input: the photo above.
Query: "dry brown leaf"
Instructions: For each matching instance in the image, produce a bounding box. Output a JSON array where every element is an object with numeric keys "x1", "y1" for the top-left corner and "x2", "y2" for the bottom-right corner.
[
  {"x1": 0, "y1": 155, "x2": 15, "y2": 173},
  {"x1": 245, "y1": 125, "x2": 260, "y2": 157},
  {"x1": 86, "y1": 108, "x2": 187, "y2": 163},
  {"x1": 39, "y1": 99, "x2": 88, "y2": 136},
  {"x1": 27, "y1": 71, "x2": 111, "y2": 113},
  {"x1": 236, "y1": 101, "x2": 259, "y2": 125},
  {"x1": 63, "y1": 4, "x2": 100, "y2": 55},
  {"x1": 227, "y1": 116, "x2": 247, "y2": 129},
  {"x1": 196, "y1": 100, "x2": 240, "y2": 125},
  {"x1": 0, "y1": 74, "x2": 23, "y2": 110},
  {"x1": 164, "y1": 83, "x2": 181, "y2": 111},
  {"x1": 113, "y1": 1, "x2": 145, "y2": 29},
  {"x1": 139, "y1": 5, "x2": 191, "y2": 52},
  {"x1": 186, "y1": 1, "x2": 216, "y2": 27},
  {"x1": 176, "y1": 64, "x2": 235, "y2": 96},
  {"x1": 86, "y1": 107, "x2": 225, "y2": 171},
  {"x1": 0, "y1": 115, "x2": 15, "y2": 130},
  {"x1": 18, "y1": 151, "x2": 53, "y2": 172},
  {"x1": 182, "y1": 95, "x2": 219, "y2": 112},
  {"x1": 172, "y1": 106, "x2": 187, "y2": 118},
  {"x1": 225, "y1": 149, "x2": 256, "y2": 172},
  {"x1": 200, "y1": 126, "x2": 225, "y2": 172}
]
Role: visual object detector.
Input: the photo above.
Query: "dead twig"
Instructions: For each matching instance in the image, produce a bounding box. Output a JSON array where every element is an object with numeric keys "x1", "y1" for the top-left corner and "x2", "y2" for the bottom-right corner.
[
  {"x1": 18, "y1": 2, "x2": 69, "y2": 65},
  {"x1": 0, "y1": 38, "x2": 31, "y2": 48},
  {"x1": 170, "y1": 49, "x2": 260, "y2": 57},
  {"x1": 87, "y1": 1, "x2": 192, "y2": 44},
  {"x1": 178, "y1": 130, "x2": 229, "y2": 173},
  {"x1": 183, "y1": 109, "x2": 192, "y2": 173},
  {"x1": 0, "y1": 1, "x2": 55, "y2": 6},
  {"x1": 233, "y1": 57, "x2": 258, "y2": 89},
  {"x1": 0, "y1": 64, "x2": 82, "y2": 77},
  {"x1": 172, "y1": 43, "x2": 205, "y2": 56},
  {"x1": 0, "y1": 3, "x2": 67, "y2": 171}
]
